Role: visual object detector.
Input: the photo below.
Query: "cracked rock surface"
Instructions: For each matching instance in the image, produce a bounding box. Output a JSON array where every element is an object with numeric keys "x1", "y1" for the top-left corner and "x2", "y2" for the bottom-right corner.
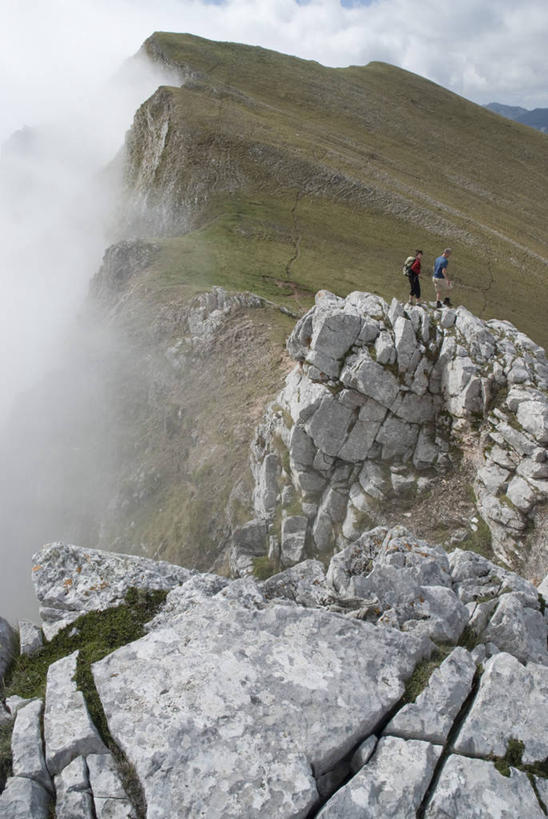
[
  {"x1": 2, "y1": 530, "x2": 547, "y2": 817},
  {"x1": 239, "y1": 291, "x2": 548, "y2": 580}
]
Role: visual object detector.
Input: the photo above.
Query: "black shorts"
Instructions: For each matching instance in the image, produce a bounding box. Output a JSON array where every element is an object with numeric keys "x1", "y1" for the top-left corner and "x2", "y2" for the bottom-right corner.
[{"x1": 409, "y1": 273, "x2": 420, "y2": 298}]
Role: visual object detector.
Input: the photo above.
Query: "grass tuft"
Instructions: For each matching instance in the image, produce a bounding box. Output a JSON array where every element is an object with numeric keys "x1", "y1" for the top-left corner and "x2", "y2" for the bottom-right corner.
[
  {"x1": 252, "y1": 556, "x2": 279, "y2": 581},
  {"x1": 403, "y1": 644, "x2": 453, "y2": 704}
]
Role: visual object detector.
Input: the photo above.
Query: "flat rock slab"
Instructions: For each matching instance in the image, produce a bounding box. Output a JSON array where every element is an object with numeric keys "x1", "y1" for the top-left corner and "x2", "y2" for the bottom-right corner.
[
  {"x1": 317, "y1": 736, "x2": 441, "y2": 818},
  {"x1": 93, "y1": 584, "x2": 430, "y2": 818},
  {"x1": 18, "y1": 620, "x2": 43, "y2": 656},
  {"x1": 385, "y1": 647, "x2": 476, "y2": 743},
  {"x1": 424, "y1": 755, "x2": 544, "y2": 818},
  {"x1": 32, "y1": 543, "x2": 194, "y2": 639},
  {"x1": 454, "y1": 652, "x2": 548, "y2": 764},
  {"x1": 87, "y1": 753, "x2": 133, "y2": 819},
  {"x1": 11, "y1": 698, "x2": 51, "y2": 791},
  {"x1": 0, "y1": 776, "x2": 51, "y2": 818},
  {"x1": 44, "y1": 650, "x2": 107, "y2": 776},
  {"x1": 54, "y1": 756, "x2": 94, "y2": 819}
]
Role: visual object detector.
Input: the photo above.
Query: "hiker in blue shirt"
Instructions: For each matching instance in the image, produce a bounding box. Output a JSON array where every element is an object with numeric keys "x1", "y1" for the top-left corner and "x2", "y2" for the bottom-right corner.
[{"x1": 432, "y1": 248, "x2": 452, "y2": 308}]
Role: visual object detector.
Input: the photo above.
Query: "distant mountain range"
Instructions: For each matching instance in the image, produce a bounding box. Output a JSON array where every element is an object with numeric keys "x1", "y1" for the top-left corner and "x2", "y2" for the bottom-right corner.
[{"x1": 485, "y1": 102, "x2": 548, "y2": 133}]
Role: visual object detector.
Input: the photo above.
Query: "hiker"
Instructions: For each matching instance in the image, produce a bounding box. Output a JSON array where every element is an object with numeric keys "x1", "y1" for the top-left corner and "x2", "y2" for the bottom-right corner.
[
  {"x1": 404, "y1": 249, "x2": 423, "y2": 306},
  {"x1": 432, "y1": 248, "x2": 453, "y2": 307}
]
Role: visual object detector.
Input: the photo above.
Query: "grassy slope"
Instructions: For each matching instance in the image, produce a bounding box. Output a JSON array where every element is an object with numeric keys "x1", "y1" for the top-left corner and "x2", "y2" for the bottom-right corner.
[{"x1": 135, "y1": 32, "x2": 548, "y2": 348}]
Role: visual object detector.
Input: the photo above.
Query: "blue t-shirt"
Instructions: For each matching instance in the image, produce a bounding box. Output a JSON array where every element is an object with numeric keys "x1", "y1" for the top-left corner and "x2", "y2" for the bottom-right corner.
[{"x1": 433, "y1": 255, "x2": 448, "y2": 278}]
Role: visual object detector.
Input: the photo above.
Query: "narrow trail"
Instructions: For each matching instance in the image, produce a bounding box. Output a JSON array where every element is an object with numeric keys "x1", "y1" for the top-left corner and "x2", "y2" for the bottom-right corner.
[{"x1": 285, "y1": 190, "x2": 303, "y2": 279}]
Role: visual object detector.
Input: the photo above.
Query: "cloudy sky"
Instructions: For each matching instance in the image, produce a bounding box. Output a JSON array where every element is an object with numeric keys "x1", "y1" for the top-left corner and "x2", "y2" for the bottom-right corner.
[{"x1": 2, "y1": 0, "x2": 548, "y2": 142}]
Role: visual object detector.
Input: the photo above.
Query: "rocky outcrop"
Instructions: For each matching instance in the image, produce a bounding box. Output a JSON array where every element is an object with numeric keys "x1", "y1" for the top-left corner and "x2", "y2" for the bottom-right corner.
[
  {"x1": 33, "y1": 542, "x2": 194, "y2": 639},
  {"x1": 2, "y1": 534, "x2": 547, "y2": 816},
  {"x1": 235, "y1": 291, "x2": 548, "y2": 578}
]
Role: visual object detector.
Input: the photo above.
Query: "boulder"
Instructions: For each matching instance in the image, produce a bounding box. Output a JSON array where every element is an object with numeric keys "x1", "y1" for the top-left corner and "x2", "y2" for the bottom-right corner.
[
  {"x1": 32, "y1": 543, "x2": 194, "y2": 639},
  {"x1": 87, "y1": 754, "x2": 133, "y2": 819},
  {"x1": 317, "y1": 736, "x2": 441, "y2": 818},
  {"x1": 280, "y1": 515, "x2": 309, "y2": 567},
  {"x1": 93, "y1": 583, "x2": 430, "y2": 818},
  {"x1": 11, "y1": 699, "x2": 51, "y2": 792},
  {"x1": 424, "y1": 755, "x2": 543, "y2": 818},
  {"x1": 385, "y1": 647, "x2": 476, "y2": 743},
  {"x1": 261, "y1": 560, "x2": 333, "y2": 608},
  {"x1": 453, "y1": 652, "x2": 548, "y2": 764},
  {"x1": 18, "y1": 620, "x2": 43, "y2": 657},
  {"x1": 54, "y1": 756, "x2": 94, "y2": 819},
  {"x1": 349, "y1": 735, "x2": 377, "y2": 774},
  {"x1": 340, "y1": 352, "x2": 400, "y2": 409},
  {"x1": 0, "y1": 776, "x2": 51, "y2": 818},
  {"x1": 44, "y1": 651, "x2": 107, "y2": 776},
  {"x1": 305, "y1": 395, "x2": 354, "y2": 457},
  {"x1": 482, "y1": 592, "x2": 548, "y2": 664}
]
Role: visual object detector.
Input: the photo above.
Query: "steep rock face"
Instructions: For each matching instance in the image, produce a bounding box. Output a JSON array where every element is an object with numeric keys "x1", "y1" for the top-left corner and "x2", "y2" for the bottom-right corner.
[
  {"x1": 1, "y1": 535, "x2": 547, "y2": 816},
  {"x1": 235, "y1": 290, "x2": 548, "y2": 579}
]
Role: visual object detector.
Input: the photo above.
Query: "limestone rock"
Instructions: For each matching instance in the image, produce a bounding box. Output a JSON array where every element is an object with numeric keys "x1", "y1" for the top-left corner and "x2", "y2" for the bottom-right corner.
[
  {"x1": 482, "y1": 592, "x2": 548, "y2": 664},
  {"x1": 0, "y1": 616, "x2": 17, "y2": 680},
  {"x1": 0, "y1": 776, "x2": 51, "y2": 818},
  {"x1": 385, "y1": 647, "x2": 476, "y2": 743},
  {"x1": 340, "y1": 351, "x2": 400, "y2": 408},
  {"x1": 32, "y1": 543, "x2": 194, "y2": 639},
  {"x1": 308, "y1": 309, "x2": 362, "y2": 370},
  {"x1": 258, "y1": 291, "x2": 548, "y2": 574},
  {"x1": 507, "y1": 475, "x2": 538, "y2": 511},
  {"x1": 144, "y1": 573, "x2": 229, "y2": 631},
  {"x1": 11, "y1": 699, "x2": 51, "y2": 792},
  {"x1": 516, "y1": 399, "x2": 548, "y2": 444},
  {"x1": 326, "y1": 527, "x2": 466, "y2": 641},
  {"x1": 424, "y1": 755, "x2": 544, "y2": 818},
  {"x1": 374, "y1": 330, "x2": 395, "y2": 365},
  {"x1": 394, "y1": 315, "x2": 419, "y2": 372},
  {"x1": 317, "y1": 736, "x2": 441, "y2": 818},
  {"x1": 18, "y1": 620, "x2": 43, "y2": 657},
  {"x1": 305, "y1": 395, "x2": 354, "y2": 457},
  {"x1": 449, "y1": 548, "x2": 539, "y2": 606},
  {"x1": 280, "y1": 515, "x2": 308, "y2": 567},
  {"x1": 349, "y1": 735, "x2": 377, "y2": 774},
  {"x1": 453, "y1": 652, "x2": 548, "y2": 764},
  {"x1": 93, "y1": 584, "x2": 430, "y2": 818},
  {"x1": 326, "y1": 528, "x2": 387, "y2": 596},
  {"x1": 44, "y1": 651, "x2": 107, "y2": 776},
  {"x1": 87, "y1": 754, "x2": 133, "y2": 819},
  {"x1": 261, "y1": 560, "x2": 334, "y2": 608},
  {"x1": 54, "y1": 756, "x2": 94, "y2": 818}
]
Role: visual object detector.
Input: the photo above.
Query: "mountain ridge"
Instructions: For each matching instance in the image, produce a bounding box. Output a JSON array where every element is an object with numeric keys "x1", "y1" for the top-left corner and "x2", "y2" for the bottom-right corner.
[{"x1": 486, "y1": 101, "x2": 548, "y2": 133}]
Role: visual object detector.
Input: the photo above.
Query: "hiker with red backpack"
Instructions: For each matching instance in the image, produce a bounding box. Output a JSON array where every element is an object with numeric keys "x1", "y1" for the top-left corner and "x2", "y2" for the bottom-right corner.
[{"x1": 403, "y1": 249, "x2": 423, "y2": 306}]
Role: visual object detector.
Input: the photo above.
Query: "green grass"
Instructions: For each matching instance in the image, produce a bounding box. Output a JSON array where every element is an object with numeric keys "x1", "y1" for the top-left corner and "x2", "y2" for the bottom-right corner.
[
  {"x1": 492, "y1": 737, "x2": 548, "y2": 785},
  {"x1": 2, "y1": 589, "x2": 167, "y2": 703},
  {"x1": 458, "y1": 515, "x2": 494, "y2": 560},
  {"x1": 252, "y1": 556, "x2": 279, "y2": 581},
  {"x1": 403, "y1": 644, "x2": 453, "y2": 703}
]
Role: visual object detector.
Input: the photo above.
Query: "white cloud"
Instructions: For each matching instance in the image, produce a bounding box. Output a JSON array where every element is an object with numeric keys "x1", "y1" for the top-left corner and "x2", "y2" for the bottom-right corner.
[{"x1": 1, "y1": 0, "x2": 548, "y2": 145}]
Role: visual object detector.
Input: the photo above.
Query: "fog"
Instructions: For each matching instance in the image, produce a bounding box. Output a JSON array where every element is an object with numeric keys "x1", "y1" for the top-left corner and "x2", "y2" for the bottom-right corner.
[{"x1": 0, "y1": 54, "x2": 176, "y2": 623}]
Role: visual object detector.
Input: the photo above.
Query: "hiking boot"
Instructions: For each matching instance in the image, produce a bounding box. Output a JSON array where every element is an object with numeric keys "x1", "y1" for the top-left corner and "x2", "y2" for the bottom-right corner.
[
  {"x1": 436, "y1": 300, "x2": 443, "y2": 308},
  {"x1": 443, "y1": 297, "x2": 452, "y2": 306}
]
